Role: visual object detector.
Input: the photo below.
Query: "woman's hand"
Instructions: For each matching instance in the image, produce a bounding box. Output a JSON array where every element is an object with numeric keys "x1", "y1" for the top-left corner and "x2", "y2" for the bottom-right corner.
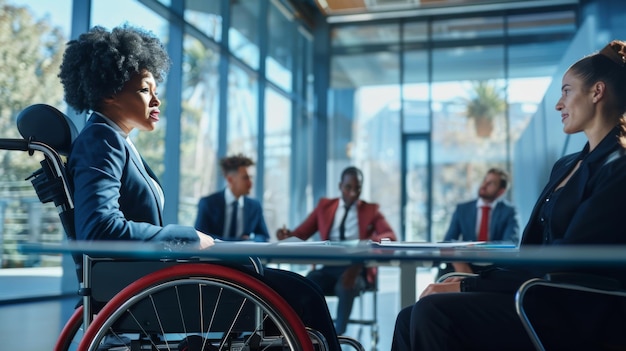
[
  {"x1": 419, "y1": 281, "x2": 461, "y2": 299},
  {"x1": 196, "y1": 231, "x2": 215, "y2": 249}
]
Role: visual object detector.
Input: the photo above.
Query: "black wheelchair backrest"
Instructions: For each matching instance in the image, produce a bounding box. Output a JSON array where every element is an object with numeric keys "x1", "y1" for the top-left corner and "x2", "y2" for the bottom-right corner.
[{"x1": 16, "y1": 103, "x2": 78, "y2": 156}]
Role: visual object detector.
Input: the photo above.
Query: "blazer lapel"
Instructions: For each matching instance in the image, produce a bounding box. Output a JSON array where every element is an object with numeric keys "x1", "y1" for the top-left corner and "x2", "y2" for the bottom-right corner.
[
  {"x1": 489, "y1": 202, "x2": 502, "y2": 235},
  {"x1": 141, "y1": 158, "x2": 163, "y2": 207},
  {"x1": 242, "y1": 197, "x2": 252, "y2": 234},
  {"x1": 88, "y1": 113, "x2": 164, "y2": 221},
  {"x1": 321, "y1": 199, "x2": 340, "y2": 239},
  {"x1": 356, "y1": 201, "x2": 369, "y2": 238},
  {"x1": 216, "y1": 191, "x2": 227, "y2": 234}
]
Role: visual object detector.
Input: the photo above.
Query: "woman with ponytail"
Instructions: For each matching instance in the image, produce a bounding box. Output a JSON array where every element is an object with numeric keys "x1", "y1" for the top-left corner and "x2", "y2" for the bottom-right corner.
[{"x1": 392, "y1": 40, "x2": 626, "y2": 351}]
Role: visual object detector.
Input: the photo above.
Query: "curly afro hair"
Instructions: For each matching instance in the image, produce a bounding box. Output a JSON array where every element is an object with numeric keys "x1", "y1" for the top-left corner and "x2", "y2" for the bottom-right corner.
[{"x1": 58, "y1": 24, "x2": 171, "y2": 113}]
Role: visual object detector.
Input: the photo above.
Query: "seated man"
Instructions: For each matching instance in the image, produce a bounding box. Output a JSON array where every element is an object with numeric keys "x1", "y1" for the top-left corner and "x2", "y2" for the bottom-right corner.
[
  {"x1": 440, "y1": 167, "x2": 520, "y2": 275},
  {"x1": 195, "y1": 154, "x2": 269, "y2": 242},
  {"x1": 276, "y1": 166, "x2": 397, "y2": 335}
]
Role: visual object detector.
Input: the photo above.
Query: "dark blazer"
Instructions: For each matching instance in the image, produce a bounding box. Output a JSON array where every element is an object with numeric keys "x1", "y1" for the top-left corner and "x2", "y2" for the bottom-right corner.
[
  {"x1": 290, "y1": 197, "x2": 397, "y2": 283},
  {"x1": 195, "y1": 190, "x2": 269, "y2": 242},
  {"x1": 67, "y1": 114, "x2": 198, "y2": 243},
  {"x1": 465, "y1": 126, "x2": 626, "y2": 293},
  {"x1": 443, "y1": 199, "x2": 520, "y2": 243}
]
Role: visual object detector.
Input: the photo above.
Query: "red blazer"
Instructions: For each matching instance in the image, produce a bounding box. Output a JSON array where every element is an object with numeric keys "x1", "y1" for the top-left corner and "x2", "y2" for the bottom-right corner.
[{"x1": 291, "y1": 198, "x2": 397, "y2": 283}]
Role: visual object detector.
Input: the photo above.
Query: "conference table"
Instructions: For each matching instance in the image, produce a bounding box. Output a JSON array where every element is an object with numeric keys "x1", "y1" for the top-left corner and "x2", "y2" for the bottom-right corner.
[{"x1": 19, "y1": 240, "x2": 626, "y2": 308}]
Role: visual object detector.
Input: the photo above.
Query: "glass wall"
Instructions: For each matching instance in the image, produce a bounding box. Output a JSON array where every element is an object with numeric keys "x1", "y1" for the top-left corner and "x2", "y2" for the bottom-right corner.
[
  {"x1": 402, "y1": 21, "x2": 430, "y2": 241},
  {"x1": 227, "y1": 63, "x2": 259, "y2": 161},
  {"x1": 229, "y1": 0, "x2": 260, "y2": 70},
  {"x1": 0, "y1": 0, "x2": 313, "y2": 273},
  {"x1": 328, "y1": 7, "x2": 577, "y2": 241},
  {"x1": 0, "y1": 0, "x2": 578, "y2": 289},
  {"x1": 0, "y1": 0, "x2": 71, "y2": 268},
  {"x1": 431, "y1": 44, "x2": 506, "y2": 241},
  {"x1": 263, "y1": 88, "x2": 292, "y2": 232},
  {"x1": 179, "y1": 36, "x2": 221, "y2": 224}
]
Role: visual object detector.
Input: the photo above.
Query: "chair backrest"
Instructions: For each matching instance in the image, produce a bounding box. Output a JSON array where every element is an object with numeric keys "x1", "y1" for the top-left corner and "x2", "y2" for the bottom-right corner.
[
  {"x1": 16, "y1": 103, "x2": 78, "y2": 156},
  {"x1": 15, "y1": 104, "x2": 77, "y2": 242}
]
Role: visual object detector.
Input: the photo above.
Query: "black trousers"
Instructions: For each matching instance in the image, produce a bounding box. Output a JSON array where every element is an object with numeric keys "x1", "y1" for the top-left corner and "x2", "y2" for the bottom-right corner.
[{"x1": 391, "y1": 289, "x2": 626, "y2": 351}]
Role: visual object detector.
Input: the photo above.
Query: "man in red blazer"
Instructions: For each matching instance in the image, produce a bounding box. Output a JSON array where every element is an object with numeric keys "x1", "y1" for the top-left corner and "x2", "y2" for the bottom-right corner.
[{"x1": 277, "y1": 166, "x2": 396, "y2": 335}]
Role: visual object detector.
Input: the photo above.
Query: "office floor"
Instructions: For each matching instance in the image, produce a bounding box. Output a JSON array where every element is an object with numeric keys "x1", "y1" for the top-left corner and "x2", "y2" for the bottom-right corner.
[{"x1": 0, "y1": 266, "x2": 438, "y2": 350}]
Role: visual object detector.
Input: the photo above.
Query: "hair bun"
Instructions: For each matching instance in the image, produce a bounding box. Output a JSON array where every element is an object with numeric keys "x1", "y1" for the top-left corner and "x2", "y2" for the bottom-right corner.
[{"x1": 599, "y1": 40, "x2": 626, "y2": 67}]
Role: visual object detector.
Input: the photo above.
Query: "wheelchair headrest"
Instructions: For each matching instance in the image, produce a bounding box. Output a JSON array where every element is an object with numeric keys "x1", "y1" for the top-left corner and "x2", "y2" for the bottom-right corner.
[{"x1": 16, "y1": 104, "x2": 78, "y2": 156}]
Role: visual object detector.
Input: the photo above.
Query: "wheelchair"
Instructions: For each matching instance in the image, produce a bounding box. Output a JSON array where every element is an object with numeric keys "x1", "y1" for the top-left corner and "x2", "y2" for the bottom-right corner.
[{"x1": 1, "y1": 104, "x2": 364, "y2": 351}]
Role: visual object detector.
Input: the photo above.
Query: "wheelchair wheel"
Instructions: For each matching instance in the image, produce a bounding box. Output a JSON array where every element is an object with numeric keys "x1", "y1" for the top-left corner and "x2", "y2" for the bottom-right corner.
[
  {"x1": 77, "y1": 263, "x2": 314, "y2": 351},
  {"x1": 55, "y1": 305, "x2": 84, "y2": 351}
]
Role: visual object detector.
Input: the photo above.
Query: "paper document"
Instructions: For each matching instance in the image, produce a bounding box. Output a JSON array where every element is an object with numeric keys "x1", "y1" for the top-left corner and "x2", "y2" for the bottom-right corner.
[
  {"x1": 371, "y1": 239, "x2": 517, "y2": 249},
  {"x1": 371, "y1": 239, "x2": 484, "y2": 249},
  {"x1": 276, "y1": 236, "x2": 331, "y2": 246}
]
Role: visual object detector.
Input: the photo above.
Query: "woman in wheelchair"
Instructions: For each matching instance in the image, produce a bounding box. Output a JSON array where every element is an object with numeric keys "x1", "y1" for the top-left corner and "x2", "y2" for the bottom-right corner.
[
  {"x1": 392, "y1": 40, "x2": 626, "y2": 351},
  {"x1": 57, "y1": 24, "x2": 343, "y2": 351}
]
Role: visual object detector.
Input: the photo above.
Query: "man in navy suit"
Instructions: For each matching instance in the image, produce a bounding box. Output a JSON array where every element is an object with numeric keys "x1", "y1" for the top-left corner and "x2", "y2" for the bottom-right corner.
[
  {"x1": 195, "y1": 154, "x2": 269, "y2": 242},
  {"x1": 441, "y1": 167, "x2": 520, "y2": 274}
]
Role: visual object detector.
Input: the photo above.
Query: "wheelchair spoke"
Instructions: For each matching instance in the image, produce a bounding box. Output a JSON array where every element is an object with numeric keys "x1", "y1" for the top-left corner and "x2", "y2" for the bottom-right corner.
[
  {"x1": 148, "y1": 294, "x2": 172, "y2": 351},
  {"x1": 217, "y1": 298, "x2": 248, "y2": 351},
  {"x1": 174, "y1": 286, "x2": 188, "y2": 338},
  {"x1": 124, "y1": 309, "x2": 161, "y2": 350},
  {"x1": 78, "y1": 264, "x2": 314, "y2": 351},
  {"x1": 205, "y1": 286, "x2": 223, "y2": 338}
]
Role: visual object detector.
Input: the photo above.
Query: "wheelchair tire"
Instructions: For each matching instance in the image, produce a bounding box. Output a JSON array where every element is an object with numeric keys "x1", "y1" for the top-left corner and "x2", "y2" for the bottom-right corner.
[{"x1": 77, "y1": 263, "x2": 314, "y2": 351}]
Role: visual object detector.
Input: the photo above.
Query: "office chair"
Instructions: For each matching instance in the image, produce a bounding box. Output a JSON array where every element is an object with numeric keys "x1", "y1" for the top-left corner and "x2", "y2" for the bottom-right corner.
[{"x1": 515, "y1": 272, "x2": 626, "y2": 351}]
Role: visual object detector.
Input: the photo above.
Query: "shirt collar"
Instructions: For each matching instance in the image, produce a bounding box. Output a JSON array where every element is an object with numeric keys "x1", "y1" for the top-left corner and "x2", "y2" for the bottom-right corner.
[
  {"x1": 224, "y1": 187, "x2": 244, "y2": 206},
  {"x1": 339, "y1": 198, "x2": 359, "y2": 210},
  {"x1": 580, "y1": 125, "x2": 623, "y2": 165},
  {"x1": 477, "y1": 197, "x2": 500, "y2": 208},
  {"x1": 93, "y1": 112, "x2": 128, "y2": 138}
]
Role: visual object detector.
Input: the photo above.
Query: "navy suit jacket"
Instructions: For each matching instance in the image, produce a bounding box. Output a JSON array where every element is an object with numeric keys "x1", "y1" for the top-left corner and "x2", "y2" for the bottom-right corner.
[
  {"x1": 195, "y1": 190, "x2": 269, "y2": 242},
  {"x1": 67, "y1": 114, "x2": 198, "y2": 243},
  {"x1": 443, "y1": 199, "x2": 520, "y2": 244}
]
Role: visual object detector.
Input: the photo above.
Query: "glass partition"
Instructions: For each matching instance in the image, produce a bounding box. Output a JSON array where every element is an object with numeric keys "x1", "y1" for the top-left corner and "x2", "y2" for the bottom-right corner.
[
  {"x1": 229, "y1": 0, "x2": 260, "y2": 69},
  {"x1": 184, "y1": 0, "x2": 222, "y2": 41},
  {"x1": 178, "y1": 35, "x2": 221, "y2": 225},
  {"x1": 430, "y1": 44, "x2": 506, "y2": 241},
  {"x1": 0, "y1": 0, "x2": 71, "y2": 269},
  {"x1": 266, "y1": 1, "x2": 294, "y2": 92},
  {"x1": 263, "y1": 88, "x2": 292, "y2": 235},
  {"x1": 227, "y1": 62, "x2": 259, "y2": 163}
]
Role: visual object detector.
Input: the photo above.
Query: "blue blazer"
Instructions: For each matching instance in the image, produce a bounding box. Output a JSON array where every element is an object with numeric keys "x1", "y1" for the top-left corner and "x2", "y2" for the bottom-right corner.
[
  {"x1": 67, "y1": 114, "x2": 198, "y2": 243},
  {"x1": 443, "y1": 199, "x2": 520, "y2": 244},
  {"x1": 195, "y1": 190, "x2": 269, "y2": 242}
]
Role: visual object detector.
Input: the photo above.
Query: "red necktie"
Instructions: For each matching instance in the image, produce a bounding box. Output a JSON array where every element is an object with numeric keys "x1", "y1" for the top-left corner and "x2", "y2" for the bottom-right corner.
[{"x1": 478, "y1": 206, "x2": 491, "y2": 242}]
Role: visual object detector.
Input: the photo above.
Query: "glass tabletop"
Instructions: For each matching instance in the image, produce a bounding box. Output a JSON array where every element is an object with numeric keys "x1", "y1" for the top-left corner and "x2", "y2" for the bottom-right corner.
[{"x1": 18, "y1": 240, "x2": 626, "y2": 268}]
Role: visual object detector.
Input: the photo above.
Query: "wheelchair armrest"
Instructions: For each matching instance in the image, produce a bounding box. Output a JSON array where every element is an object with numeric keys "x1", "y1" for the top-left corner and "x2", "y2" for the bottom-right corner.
[
  {"x1": 436, "y1": 272, "x2": 478, "y2": 283},
  {"x1": 543, "y1": 272, "x2": 622, "y2": 291}
]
